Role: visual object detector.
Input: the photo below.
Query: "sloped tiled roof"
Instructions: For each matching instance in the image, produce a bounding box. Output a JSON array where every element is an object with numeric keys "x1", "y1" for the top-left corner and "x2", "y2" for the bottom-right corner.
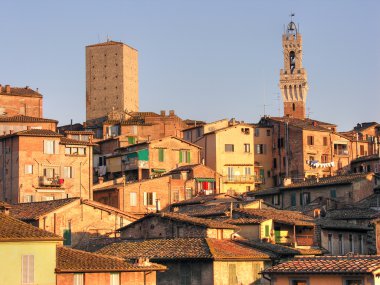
[
  {"x1": 98, "y1": 238, "x2": 272, "y2": 261},
  {"x1": 281, "y1": 173, "x2": 371, "y2": 190},
  {"x1": 351, "y1": 154, "x2": 380, "y2": 163},
  {"x1": 353, "y1": 122, "x2": 379, "y2": 132},
  {"x1": 265, "y1": 117, "x2": 335, "y2": 132},
  {"x1": 98, "y1": 238, "x2": 212, "y2": 260},
  {"x1": 64, "y1": 130, "x2": 94, "y2": 135},
  {"x1": 119, "y1": 213, "x2": 238, "y2": 231},
  {"x1": 326, "y1": 208, "x2": 380, "y2": 220},
  {"x1": 0, "y1": 129, "x2": 62, "y2": 139},
  {"x1": 10, "y1": 198, "x2": 80, "y2": 220},
  {"x1": 263, "y1": 255, "x2": 380, "y2": 274},
  {"x1": 60, "y1": 137, "x2": 95, "y2": 146},
  {"x1": 82, "y1": 200, "x2": 138, "y2": 220},
  {"x1": 234, "y1": 209, "x2": 315, "y2": 226},
  {"x1": 0, "y1": 85, "x2": 42, "y2": 97},
  {"x1": 206, "y1": 239, "x2": 272, "y2": 260},
  {"x1": 0, "y1": 115, "x2": 57, "y2": 123},
  {"x1": 86, "y1": 41, "x2": 137, "y2": 51},
  {"x1": 56, "y1": 246, "x2": 165, "y2": 273},
  {"x1": 0, "y1": 213, "x2": 61, "y2": 241},
  {"x1": 174, "y1": 203, "x2": 231, "y2": 217},
  {"x1": 316, "y1": 219, "x2": 370, "y2": 231}
]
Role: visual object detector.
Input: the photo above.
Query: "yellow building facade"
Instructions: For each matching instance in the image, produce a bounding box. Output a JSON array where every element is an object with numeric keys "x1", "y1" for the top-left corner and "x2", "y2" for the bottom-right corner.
[{"x1": 195, "y1": 123, "x2": 256, "y2": 194}]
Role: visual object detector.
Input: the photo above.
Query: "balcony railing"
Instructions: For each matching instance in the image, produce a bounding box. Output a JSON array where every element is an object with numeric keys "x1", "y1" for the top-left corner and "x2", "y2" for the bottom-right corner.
[
  {"x1": 124, "y1": 160, "x2": 149, "y2": 170},
  {"x1": 223, "y1": 175, "x2": 262, "y2": 184},
  {"x1": 38, "y1": 176, "x2": 64, "y2": 187}
]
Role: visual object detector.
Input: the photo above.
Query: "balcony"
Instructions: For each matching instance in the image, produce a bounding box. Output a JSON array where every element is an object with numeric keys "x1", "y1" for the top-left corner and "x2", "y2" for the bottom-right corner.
[
  {"x1": 124, "y1": 159, "x2": 149, "y2": 170},
  {"x1": 223, "y1": 175, "x2": 261, "y2": 184},
  {"x1": 295, "y1": 235, "x2": 314, "y2": 246},
  {"x1": 38, "y1": 176, "x2": 64, "y2": 187}
]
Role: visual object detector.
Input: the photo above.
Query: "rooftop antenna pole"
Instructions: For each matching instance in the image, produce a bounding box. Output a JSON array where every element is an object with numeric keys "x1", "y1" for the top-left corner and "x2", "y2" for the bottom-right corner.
[{"x1": 273, "y1": 92, "x2": 281, "y2": 117}]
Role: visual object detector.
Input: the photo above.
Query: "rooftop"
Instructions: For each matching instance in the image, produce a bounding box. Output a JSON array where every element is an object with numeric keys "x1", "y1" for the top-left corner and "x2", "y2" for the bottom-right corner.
[
  {"x1": 0, "y1": 129, "x2": 62, "y2": 139},
  {"x1": 98, "y1": 238, "x2": 271, "y2": 261},
  {"x1": 282, "y1": 173, "x2": 371, "y2": 190},
  {"x1": 0, "y1": 85, "x2": 42, "y2": 98},
  {"x1": 0, "y1": 115, "x2": 57, "y2": 123},
  {"x1": 263, "y1": 255, "x2": 380, "y2": 274},
  {"x1": 56, "y1": 246, "x2": 165, "y2": 273},
  {"x1": 0, "y1": 213, "x2": 61, "y2": 241}
]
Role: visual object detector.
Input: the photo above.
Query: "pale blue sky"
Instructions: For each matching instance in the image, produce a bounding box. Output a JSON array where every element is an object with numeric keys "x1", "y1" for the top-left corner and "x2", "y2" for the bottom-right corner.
[{"x1": 0, "y1": 1, "x2": 379, "y2": 131}]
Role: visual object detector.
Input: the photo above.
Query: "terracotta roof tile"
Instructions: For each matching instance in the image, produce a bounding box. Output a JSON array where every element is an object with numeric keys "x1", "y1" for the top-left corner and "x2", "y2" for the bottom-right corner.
[
  {"x1": 98, "y1": 238, "x2": 212, "y2": 260},
  {"x1": 351, "y1": 154, "x2": 380, "y2": 163},
  {"x1": 0, "y1": 213, "x2": 61, "y2": 241},
  {"x1": 316, "y1": 219, "x2": 371, "y2": 231},
  {"x1": 234, "y1": 209, "x2": 315, "y2": 226},
  {"x1": 98, "y1": 238, "x2": 272, "y2": 261},
  {"x1": 206, "y1": 239, "x2": 271, "y2": 260},
  {"x1": 263, "y1": 255, "x2": 380, "y2": 274},
  {"x1": 0, "y1": 129, "x2": 62, "y2": 139},
  {"x1": 56, "y1": 246, "x2": 165, "y2": 273},
  {"x1": 60, "y1": 137, "x2": 95, "y2": 146},
  {"x1": 120, "y1": 213, "x2": 238, "y2": 231},
  {"x1": 263, "y1": 117, "x2": 336, "y2": 132},
  {"x1": 0, "y1": 85, "x2": 42, "y2": 97},
  {"x1": 0, "y1": 115, "x2": 57, "y2": 123},
  {"x1": 326, "y1": 208, "x2": 380, "y2": 220},
  {"x1": 281, "y1": 173, "x2": 370, "y2": 190},
  {"x1": 10, "y1": 198, "x2": 80, "y2": 220},
  {"x1": 64, "y1": 130, "x2": 94, "y2": 135},
  {"x1": 82, "y1": 200, "x2": 138, "y2": 221}
]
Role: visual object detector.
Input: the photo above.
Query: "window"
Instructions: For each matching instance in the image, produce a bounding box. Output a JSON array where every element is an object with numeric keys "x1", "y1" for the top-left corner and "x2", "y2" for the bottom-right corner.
[
  {"x1": 254, "y1": 128, "x2": 260, "y2": 137},
  {"x1": 291, "y1": 192, "x2": 296, "y2": 206},
  {"x1": 65, "y1": 146, "x2": 86, "y2": 156},
  {"x1": 179, "y1": 150, "x2": 190, "y2": 163},
  {"x1": 323, "y1": 136, "x2": 328, "y2": 146},
  {"x1": 158, "y1": 148, "x2": 165, "y2": 162},
  {"x1": 241, "y1": 128, "x2": 250, "y2": 135},
  {"x1": 144, "y1": 192, "x2": 156, "y2": 206},
  {"x1": 196, "y1": 128, "x2": 202, "y2": 138},
  {"x1": 344, "y1": 278, "x2": 363, "y2": 285},
  {"x1": 24, "y1": 195, "x2": 34, "y2": 203},
  {"x1": 245, "y1": 167, "x2": 251, "y2": 176},
  {"x1": 244, "y1": 143, "x2": 250, "y2": 153},
  {"x1": 185, "y1": 188, "x2": 193, "y2": 200},
  {"x1": 25, "y1": 164, "x2": 33, "y2": 174},
  {"x1": 227, "y1": 167, "x2": 234, "y2": 181},
  {"x1": 74, "y1": 273, "x2": 84, "y2": 285},
  {"x1": 64, "y1": 166, "x2": 73, "y2": 178},
  {"x1": 44, "y1": 140, "x2": 58, "y2": 154},
  {"x1": 300, "y1": 192, "x2": 310, "y2": 205},
  {"x1": 321, "y1": 154, "x2": 329, "y2": 163},
  {"x1": 330, "y1": 189, "x2": 336, "y2": 198},
  {"x1": 228, "y1": 264, "x2": 238, "y2": 285},
  {"x1": 130, "y1": 192, "x2": 137, "y2": 206},
  {"x1": 349, "y1": 234, "x2": 354, "y2": 253},
  {"x1": 360, "y1": 145, "x2": 365, "y2": 156},
  {"x1": 266, "y1": 129, "x2": 271, "y2": 136},
  {"x1": 225, "y1": 144, "x2": 234, "y2": 152},
  {"x1": 334, "y1": 143, "x2": 348, "y2": 155},
  {"x1": 265, "y1": 225, "x2": 270, "y2": 237},
  {"x1": 128, "y1": 136, "x2": 136, "y2": 144},
  {"x1": 339, "y1": 234, "x2": 344, "y2": 254},
  {"x1": 278, "y1": 138, "x2": 284, "y2": 149},
  {"x1": 272, "y1": 194, "x2": 280, "y2": 205},
  {"x1": 273, "y1": 158, "x2": 277, "y2": 169},
  {"x1": 359, "y1": 235, "x2": 364, "y2": 254},
  {"x1": 22, "y1": 255, "x2": 34, "y2": 285},
  {"x1": 44, "y1": 168, "x2": 55, "y2": 178},
  {"x1": 255, "y1": 144, "x2": 266, "y2": 154},
  {"x1": 290, "y1": 280, "x2": 309, "y2": 285},
  {"x1": 63, "y1": 221, "x2": 71, "y2": 246},
  {"x1": 110, "y1": 273, "x2": 120, "y2": 285},
  {"x1": 172, "y1": 191, "x2": 179, "y2": 203},
  {"x1": 328, "y1": 234, "x2": 333, "y2": 253},
  {"x1": 307, "y1": 136, "x2": 314, "y2": 145},
  {"x1": 180, "y1": 263, "x2": 191, "y2": 285}
]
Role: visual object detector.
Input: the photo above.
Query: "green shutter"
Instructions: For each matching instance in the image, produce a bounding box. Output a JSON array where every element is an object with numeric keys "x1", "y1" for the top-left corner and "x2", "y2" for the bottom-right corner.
[
  {"x1": 291, "y1": 193, "x2": 296, "y2": 206},
  {"x1": 265, "y1": 225, "x2": 269, "y2": 237},
  {"x1": 137, "y1": 149, "x2": 149, "y2": 161},
  {"x1": 63, "y1": 229, "x2": 71, "y2": 246},
  {"x1": 187, "y1": 151, "x2": 191, "y2": 163},
  {"x1": 158, "y1": 149, "x2": 164, "y2": 162},
  {"x1": 128, "y1": 137, "x2": 136, "y2": 144},
  {"x1": 179, "y1": 151, "x2": 183, "y2": 163}
]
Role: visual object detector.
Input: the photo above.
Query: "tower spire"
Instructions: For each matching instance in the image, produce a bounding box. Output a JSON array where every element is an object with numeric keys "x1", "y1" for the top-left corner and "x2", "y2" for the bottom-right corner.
[{"x1": 279, "y1": 15, "x2": 309, "y2": 119}]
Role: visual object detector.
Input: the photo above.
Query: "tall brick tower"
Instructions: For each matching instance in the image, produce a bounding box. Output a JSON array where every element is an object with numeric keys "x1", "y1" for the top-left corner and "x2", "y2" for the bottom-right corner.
[
  {"x1": 86, "y1": 40, "x2": 139, "y2": 122},
  {"x1": 279, "y1": 17, "x2": 308, "y2": 119}
]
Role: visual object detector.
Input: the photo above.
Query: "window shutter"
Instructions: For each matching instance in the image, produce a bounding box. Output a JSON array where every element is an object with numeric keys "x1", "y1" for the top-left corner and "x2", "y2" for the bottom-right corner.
[
  {"x1": 291, "y1": 193, "x2": 296, "y2": 206},
  {"x1": 71, "y1": 167, "x2": 75, "y2": 178},
  {"x1": 300, "y1": 193, "x2": 303, "y2": 206},
  {"x1": 179, "y1": 151, "x2": 183, "y2": 163},
  {"x1": 43, "y1": 140, "x2": 48, "y2": 153},
  {"x1": 187, "y1": 151, "x2": 191, "y2": 163},
  {"x1": 54, "y1": 140, "x2": 60, "y2": 154},
  {"x1": 143, "y1": 192, "x2": 147, "y2": 206},
  {"x1": 152, "y1": 192, "x2": 157, "y2": 205},
  {"x1": 22, "y1": 255, "x2": 34, "y2": 284}
]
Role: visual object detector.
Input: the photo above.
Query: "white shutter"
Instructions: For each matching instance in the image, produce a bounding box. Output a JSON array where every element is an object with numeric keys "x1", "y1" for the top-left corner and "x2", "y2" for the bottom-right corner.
[
  {"x1": 54, "y1": 140, "x2": 60, "y2": 154},
  {"x1": 143, "y1": 192, "x2": 147, "y2": 206},
  {"x1": 22, "y1": 255, "x2": 34, "y2": 284},
  {"x1": 71, "y1": 166, "x2": 75, "y2": 178},
  {"x1": 157, "y1": 200, "x2": 161, "y2": 210},
  {"x1": 43, "y1": 140, "x2": 48, "y2": 154},
  {"x1": 152, "y1": 192, "x2": 157, "y2": 206}
]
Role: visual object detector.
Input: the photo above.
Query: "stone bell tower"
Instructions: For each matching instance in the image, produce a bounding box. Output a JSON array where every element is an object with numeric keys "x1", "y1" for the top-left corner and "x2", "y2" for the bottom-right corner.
[{"x1": 279, "y1": 16, "x2": 309, "y2": 119}]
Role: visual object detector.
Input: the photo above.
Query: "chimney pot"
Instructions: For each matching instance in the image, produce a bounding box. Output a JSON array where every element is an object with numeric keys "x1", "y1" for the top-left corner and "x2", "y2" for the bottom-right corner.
[
  {"x1": 5, "y1": 85, "x2": 11, "y2": 93},
  {"x1": 160, "y1": 110, "x2": 165, "y2": 116},
  {"x1": 169, "y1": 110, "x2": 175, "y2": 116}
]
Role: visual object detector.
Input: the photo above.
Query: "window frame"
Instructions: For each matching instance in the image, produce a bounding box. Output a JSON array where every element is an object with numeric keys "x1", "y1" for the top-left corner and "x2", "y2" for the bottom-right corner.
[
  {"x1": 21, "y1": 255, "x2": 34, "y2": 285},
  {"x1": 225, "y1": 144, "x2": 234, "y2": 152}
]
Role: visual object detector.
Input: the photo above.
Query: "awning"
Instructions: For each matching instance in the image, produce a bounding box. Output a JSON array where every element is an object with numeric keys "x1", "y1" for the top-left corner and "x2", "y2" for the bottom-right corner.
[
  {"x1": 152, "y1": 168, "x2": 166, "y2": 173},
  {"x1": 195, "y1": 178, "x2": 215, "y2": 182}
]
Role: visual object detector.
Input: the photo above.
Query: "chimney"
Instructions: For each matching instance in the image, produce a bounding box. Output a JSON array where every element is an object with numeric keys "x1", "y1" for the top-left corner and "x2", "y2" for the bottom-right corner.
[
  {"x1": 169, "y1": 110, "x2": 175, "y2": 116},
  {"x1": 5, "y1": 85, "x2": 11, "y2": 93},
  {"x1": 0, "y1": 84, "x2": 2, "y2": 91},
  {"x1": 98, "y1": 177, "x2": 104, "y2": 184},
  {"x1": 160, "y1": 110, "x2": 166, "y2": 116},
  {"x1": 0, "y1": 202, "x2": 11, "y2": 215}
]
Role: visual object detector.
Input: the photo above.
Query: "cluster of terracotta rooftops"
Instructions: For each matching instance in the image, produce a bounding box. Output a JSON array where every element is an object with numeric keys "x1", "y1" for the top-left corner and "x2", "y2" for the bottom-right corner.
[{"x1": 0, "y1": 18, "x2": 379, "y2": 285}]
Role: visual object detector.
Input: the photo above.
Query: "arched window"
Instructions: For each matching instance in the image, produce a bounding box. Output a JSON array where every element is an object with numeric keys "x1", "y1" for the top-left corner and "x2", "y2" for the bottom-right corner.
[
  {"x1": 284, "y1": 86, "x2": 288, "y2": 97},
  {"x1": 299, "y1": 85, "x2": 303, "y2": 97},
  {"x1": 289, "y1": 85, "x2": 293, "y2": 97},
  {"x1": 293, "y1": 85, "x2": 297, "y2": 97},
  {"x1": 289, "y1": 51, "x2": 296, "y2": 73}
]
